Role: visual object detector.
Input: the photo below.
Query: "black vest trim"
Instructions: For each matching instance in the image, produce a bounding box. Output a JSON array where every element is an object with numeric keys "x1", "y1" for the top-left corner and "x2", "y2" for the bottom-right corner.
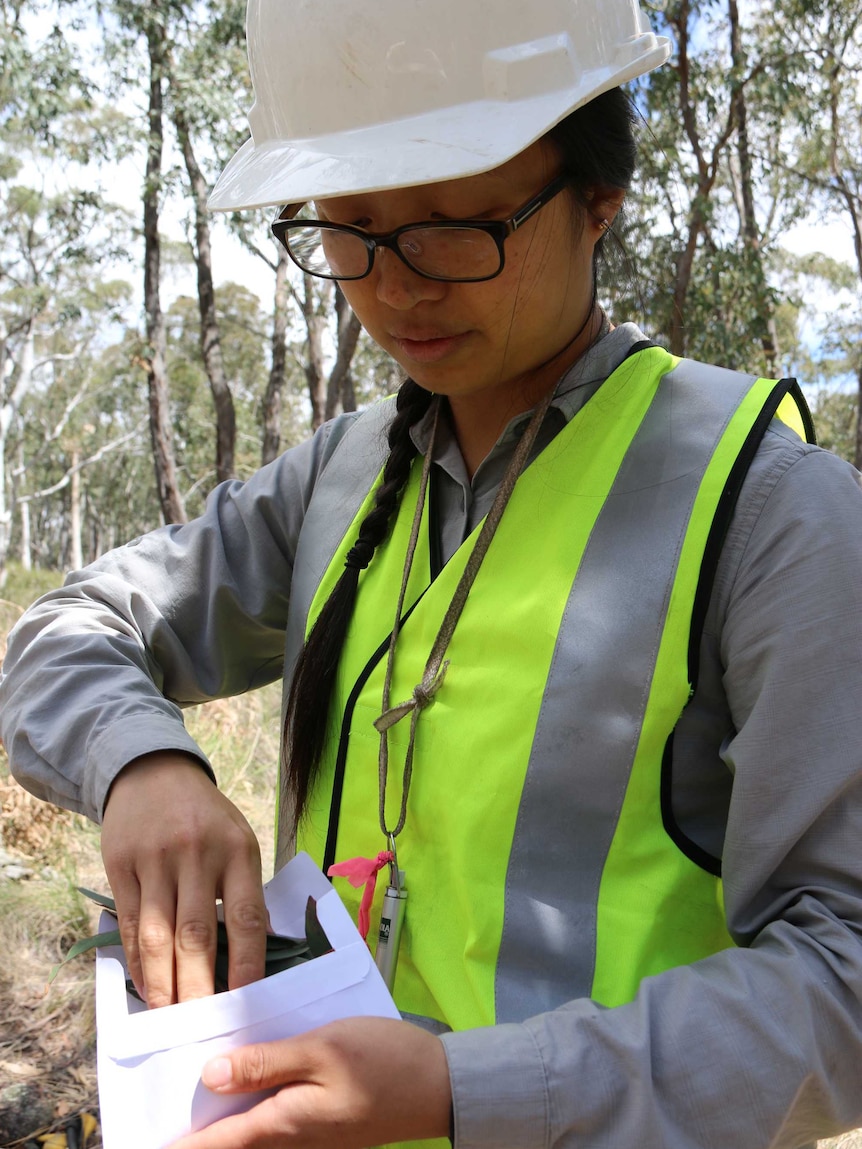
[
  {"x1": 660, "y1": 377, "x2": 809, "y2": 877},
  {"x1": 323, "y1": 594, "x2": 425, "y2": 872}
]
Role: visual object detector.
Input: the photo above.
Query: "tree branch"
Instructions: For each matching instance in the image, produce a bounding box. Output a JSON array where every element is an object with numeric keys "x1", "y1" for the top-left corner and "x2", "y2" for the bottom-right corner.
[{"x1": 17, "y1": 426, "x2": 144, "y2": 503}]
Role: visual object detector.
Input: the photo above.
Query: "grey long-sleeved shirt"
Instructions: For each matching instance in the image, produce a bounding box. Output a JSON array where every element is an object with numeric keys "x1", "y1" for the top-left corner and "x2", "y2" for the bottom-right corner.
[{"x1": 2, "y1": 324, "x2": 862, "y2": 1148}]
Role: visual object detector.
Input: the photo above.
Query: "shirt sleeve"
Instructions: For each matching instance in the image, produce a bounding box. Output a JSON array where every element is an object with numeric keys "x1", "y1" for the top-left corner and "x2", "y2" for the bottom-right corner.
[
  {"x1": 0, "y1": 415, "x2": 358, "y2": 823},
  {"x1": 441, "y1": 429, "x2": 862, "y2": 1149}
]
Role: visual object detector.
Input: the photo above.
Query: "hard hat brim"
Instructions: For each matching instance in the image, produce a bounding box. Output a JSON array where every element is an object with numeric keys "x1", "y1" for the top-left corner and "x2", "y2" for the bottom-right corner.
[{"x1": 208, "y1": 43, "x2": 670, "y2": 213}]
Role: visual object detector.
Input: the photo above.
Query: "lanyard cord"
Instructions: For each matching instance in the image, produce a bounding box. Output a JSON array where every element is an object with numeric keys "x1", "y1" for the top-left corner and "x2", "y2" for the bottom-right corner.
[
  {"x1": 374, "y1": 396, "x2": 441, "y2": 842},
  {"x1": 373, "y1": 383, "x2": 557, "y2": 844}
]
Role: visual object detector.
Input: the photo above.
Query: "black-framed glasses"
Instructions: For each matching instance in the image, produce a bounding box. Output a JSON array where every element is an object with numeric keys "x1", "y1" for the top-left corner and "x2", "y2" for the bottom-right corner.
[{"x1": 271, "y1": 174, "x2": 570, "y2": 284}]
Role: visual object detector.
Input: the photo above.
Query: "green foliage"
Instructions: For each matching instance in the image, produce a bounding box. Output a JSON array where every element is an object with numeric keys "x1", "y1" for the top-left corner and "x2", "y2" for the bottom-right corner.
[
  {"x1": 53, "y1": 886, "x2": 334, "y2": 997},
  {"x1": 0, "y1": 870, "x2": 92, "y2": 962},
  {"x1": 165, "y1": 285, "x2": 272, "y2": 510},
  {"x1": 2, "y1": 563, "x2": 63, "y2": 608},
  {"x1": 810, "y1": 389, "x2": 857, "y2": 464},
  {"x1": 0, "y1": 0, "x2": 858, "y2": 577}
]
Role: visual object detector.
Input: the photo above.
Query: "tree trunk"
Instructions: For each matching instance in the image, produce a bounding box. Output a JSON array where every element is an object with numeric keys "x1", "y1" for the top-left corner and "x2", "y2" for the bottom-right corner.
[
  {"x1": 670, "y1": 224, "x2": 702, "y2": 358},
  {"x1": 302, "y1": 274, "x2": 330, "y2": 430},
  {"x1": 667, "y1": 0, "x2": 735, "y2": 358},
  {"x1": 728, "y1": 0, "x2": 777, "y2": 375},
  {"x1": 0, "y1": 322, "x2": 36, "y2": 582},
  {"x1": 173, "y1": 99, "x2": 236, "y2": 484},
  {"x1": 144, "y1": 11, "x2": 186, "y2": 525},
  {"x1": 824, "y1": 49, "x2": 862, "y2": 465},
  {"x1": 0, "y1": 427, "x2": 8, "y2": 588},
  {"x1": 69, "y1": 448, "x2": 83, "y2": 570},
  {"x1": 325, "y1": 287, "x2": 362, "y2": 420},
  {"x1": 16, "y1": 443, "x2": 31, "y2": 570},
  {"x1": 669, "y1": 2, "x2": 705, "y2": 358},
  {"x1": 262, "y1": 247, "x2": 289, "y2": 465}
]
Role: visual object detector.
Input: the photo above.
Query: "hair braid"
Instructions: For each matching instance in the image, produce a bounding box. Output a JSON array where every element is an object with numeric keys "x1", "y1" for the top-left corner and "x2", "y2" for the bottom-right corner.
[{"x1": 282, "y1": 377, "x2": 434, "y2": 832}]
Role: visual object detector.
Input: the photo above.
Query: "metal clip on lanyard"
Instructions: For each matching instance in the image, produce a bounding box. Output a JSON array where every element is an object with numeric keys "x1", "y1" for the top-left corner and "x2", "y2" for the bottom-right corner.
[{"x1": 374, "y1": 832, "x2": 407, "y2": 989}]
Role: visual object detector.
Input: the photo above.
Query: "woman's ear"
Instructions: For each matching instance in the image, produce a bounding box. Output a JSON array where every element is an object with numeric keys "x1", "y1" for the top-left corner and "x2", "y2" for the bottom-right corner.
[{"x1": 584, "y1": 187, "x2": 626, "y2": 236}]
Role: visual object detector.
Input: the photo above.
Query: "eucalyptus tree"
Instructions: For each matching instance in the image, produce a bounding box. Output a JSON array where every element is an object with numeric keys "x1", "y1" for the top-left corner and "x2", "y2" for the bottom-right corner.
[
  {"x1": 15, "y1": 315, "x2": 152, "y2": 569},
  {"x1": 164, "y1": 284, "x2": 273, "y2": 513},
  {"x1": 142, "y1": 0, "x2": 186, "y2": 523},
  {"x1": 0, "y1": 0, "x2": 160, "y2": 577},
  {"x1": 627, "y1": 0, "x2": 738, "y2": 357},
  {"x1": 622, "y1": 0, "x2": 809, "y2": 373},
  {"x1": 0, "y1": 169, "x2": 132, "y2": 578},
  {"x1": 727, "y1": 0, "x2": 777, "y2": 372},
  {"x1": 229, "y1": 208, "x2": 367, "y2": 445},
  {"x1": 99, "y1": 0, "x2": 251, "y2": 519},
  {"x1": 261, "y1": 244, "x2": 290, "y2": 465},
  {"x1": 165, "y1": 0, "x2": 249, "y2": 483},
  {"x1": 762, "y1": 0, "x2": 862, "y2": 463},
  {"x1": 89, "y1": 0, "x2": 188, "y2": 524}
]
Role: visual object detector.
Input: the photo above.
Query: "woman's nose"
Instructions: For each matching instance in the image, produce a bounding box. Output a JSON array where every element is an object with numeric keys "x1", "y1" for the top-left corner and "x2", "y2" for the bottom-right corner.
[{"x1": 372, "y1": 248, "x2": 447, "y2": 309}]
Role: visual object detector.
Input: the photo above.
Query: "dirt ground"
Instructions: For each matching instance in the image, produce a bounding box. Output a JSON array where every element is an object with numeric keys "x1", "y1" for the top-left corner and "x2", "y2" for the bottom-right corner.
[{"x1": 0, "y1": 780, "x2": 103, "y2": 1148}]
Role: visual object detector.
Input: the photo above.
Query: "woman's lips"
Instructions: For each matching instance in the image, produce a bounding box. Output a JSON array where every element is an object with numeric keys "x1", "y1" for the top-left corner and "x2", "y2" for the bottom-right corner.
[{"x1": 391, "y1": 332, "x2": 470, "y2": 363}]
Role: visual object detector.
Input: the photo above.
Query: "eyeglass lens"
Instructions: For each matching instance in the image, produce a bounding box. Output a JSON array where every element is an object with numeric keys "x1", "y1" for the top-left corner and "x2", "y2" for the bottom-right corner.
[{"x1": 286, "y1": 224, "x2": 502, "y2": 281}]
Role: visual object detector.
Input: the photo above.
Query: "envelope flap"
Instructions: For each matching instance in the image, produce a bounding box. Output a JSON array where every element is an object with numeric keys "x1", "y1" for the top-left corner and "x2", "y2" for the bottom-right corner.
[{"x1": 99, "y1": 938, "x2": 374, "y2": 1062}]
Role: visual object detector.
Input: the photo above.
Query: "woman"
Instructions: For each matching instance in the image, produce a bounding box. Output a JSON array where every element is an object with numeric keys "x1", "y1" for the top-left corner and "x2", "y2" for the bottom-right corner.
[{"x1": 2, "y1": 0, "x2": 862, "y2": 1146}]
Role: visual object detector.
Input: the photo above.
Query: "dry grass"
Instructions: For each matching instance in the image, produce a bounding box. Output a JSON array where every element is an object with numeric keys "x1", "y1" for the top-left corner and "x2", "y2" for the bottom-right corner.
[
  {"x1": 184, "y1": 690, "x2": 282, "y2": 882},
  {"x1": 0, "y1": 680, "x2": 281, "y2": 1147},
  {"x1": 1, "y1": 776, "x2": 77, "y2": 859},
  {"x1": 0, "y1": 565, "x2": 282, "y2": 1146},
  {"x1": 0, "y1": 795, "x2": 103, "y2": 1145},
  {"x1": 822, "y1": 1135, "x2": 862, "y2": 1149}
]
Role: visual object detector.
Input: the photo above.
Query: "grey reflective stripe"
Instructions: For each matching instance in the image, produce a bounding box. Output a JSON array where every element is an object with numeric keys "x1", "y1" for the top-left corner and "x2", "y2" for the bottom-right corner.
[
  {"x1": 277, "y1": 399, "x2": 395, "y2": 868},
  {"x1": 401, "y1": 1011, "x2": 454, "y2": 1036},
  {"x1": 495, "y1": 360, "x2": 759, "y2": 1023},
  {"x1": 284, "y1": 398, "x2": 395, "y2": 676}
]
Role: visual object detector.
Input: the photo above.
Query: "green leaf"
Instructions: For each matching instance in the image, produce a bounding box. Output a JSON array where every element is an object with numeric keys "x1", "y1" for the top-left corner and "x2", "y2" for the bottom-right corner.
[
  {"x1": 48, "y1": 929, "x2": 123, "y2": 984},
  {"x1": 56, "y1": 890, "x2": 334, "y2": 995},
  {"x1": 77, "y1": 886, "x2": 118, "y2": 912}
]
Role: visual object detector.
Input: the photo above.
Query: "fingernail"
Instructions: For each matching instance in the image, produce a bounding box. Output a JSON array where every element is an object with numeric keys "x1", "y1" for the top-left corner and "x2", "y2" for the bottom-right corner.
[{"x1": 202, "y1": 1057, "x2": 233, "y2": 1090}]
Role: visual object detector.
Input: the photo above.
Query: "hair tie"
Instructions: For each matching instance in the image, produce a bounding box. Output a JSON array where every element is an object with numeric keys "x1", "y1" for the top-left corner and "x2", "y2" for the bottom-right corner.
[{"x1": 344, "y1": 540, "x2": 373, "y2": 571}]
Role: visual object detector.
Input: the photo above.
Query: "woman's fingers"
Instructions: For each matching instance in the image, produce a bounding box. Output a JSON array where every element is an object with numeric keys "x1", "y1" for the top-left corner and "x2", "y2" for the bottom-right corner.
[
  {"x1": 220, "y1": 859, "x2": 268, "y2": 992},
  {"x1": 136, "y1": 874, "x2": 181, "y2": 1008},
  {"x1": 105, "y1": 863, "x2": 146, "y2": 1001},
  {"x1": 201, "y1": 1040, "x2": 306, "y2": 1094},
  {"x1": 101, "y1": 752, "x2": 266, "y2": 1006},
  {"x1": 170, "y1": 1018, "x2": 452, "y2": 1149},
  {"x1": 173, "y1": 868, "x2": 219, "y2": 1003}
]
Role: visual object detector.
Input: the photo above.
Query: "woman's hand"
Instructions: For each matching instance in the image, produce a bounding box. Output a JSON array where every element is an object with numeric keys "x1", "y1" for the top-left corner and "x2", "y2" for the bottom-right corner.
[
  {"x1": 101, "y1": 752, "x2": 268, "y2": 1007},
  {"x1": 171, "y1": 1017, "x2": 452, "y2": 1149}
]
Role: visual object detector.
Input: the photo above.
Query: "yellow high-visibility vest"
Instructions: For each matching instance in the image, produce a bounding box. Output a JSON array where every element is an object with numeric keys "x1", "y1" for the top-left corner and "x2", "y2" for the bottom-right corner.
[{"x1": 292, "y1": 347, "x2": 812, "y2": 1148}]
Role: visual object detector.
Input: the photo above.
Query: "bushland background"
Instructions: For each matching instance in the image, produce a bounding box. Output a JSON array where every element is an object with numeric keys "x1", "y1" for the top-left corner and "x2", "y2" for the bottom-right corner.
[{"x1": 1, "y1": 0, "x2": 861, "y2": 1143}]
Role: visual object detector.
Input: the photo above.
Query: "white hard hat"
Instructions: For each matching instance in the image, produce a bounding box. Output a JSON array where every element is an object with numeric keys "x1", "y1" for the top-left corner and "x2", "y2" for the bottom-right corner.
[{"x1": 208, "y1": 0, "x2": 671, "y2": 212}]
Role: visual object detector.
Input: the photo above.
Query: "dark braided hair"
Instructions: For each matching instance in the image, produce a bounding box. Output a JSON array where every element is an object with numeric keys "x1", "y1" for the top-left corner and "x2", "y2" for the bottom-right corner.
[
  {"x1": 283, "y1": 378, "x2": 433, "y2": 831},
  {"x1": 283, "y1": 88, "x2": 637, "y2": 831}
]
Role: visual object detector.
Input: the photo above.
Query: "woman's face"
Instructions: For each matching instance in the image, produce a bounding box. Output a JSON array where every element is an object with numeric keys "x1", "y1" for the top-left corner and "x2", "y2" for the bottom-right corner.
[{"x1": 317, "y1": 142, "x2": 612, "y2": 427}]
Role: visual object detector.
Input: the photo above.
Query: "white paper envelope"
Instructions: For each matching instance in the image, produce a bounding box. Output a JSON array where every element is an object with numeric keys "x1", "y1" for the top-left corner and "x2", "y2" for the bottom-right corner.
[{"x1": 95, "y1": 852, "x2": 400, "y2": 1148}]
